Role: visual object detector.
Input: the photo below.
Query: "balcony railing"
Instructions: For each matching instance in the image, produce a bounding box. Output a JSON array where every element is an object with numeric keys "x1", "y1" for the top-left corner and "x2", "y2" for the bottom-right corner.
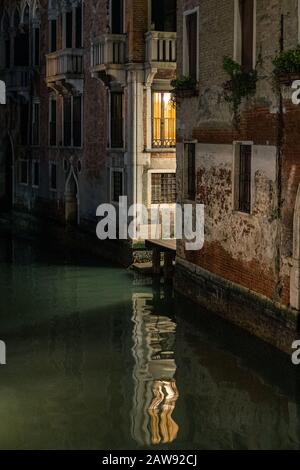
[
  {"x1": 145, "y1": 31, "x2": 176, "y2": 64},
  {"x1": 91, "y1": 34, "x2": 126, "y2": 70},
  {"x1": 1, "y1": 67, "x2": 32, "y2": 91},
  {"x1": 46, "y1": 49, "x2": 83, "y2": 80}
]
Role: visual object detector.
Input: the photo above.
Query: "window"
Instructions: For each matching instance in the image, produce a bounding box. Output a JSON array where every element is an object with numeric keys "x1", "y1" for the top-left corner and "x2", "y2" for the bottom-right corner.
[
  {"x1": 151, "y1": 173, "x2": 176, "y2": 204},
  {"x1": 63, "y1": 97, "x2": 72, "y2": 146},
  {"x1": 49, "y1": 98, "x2": 57, "y2": 146},
  {"x1": 235, "y1": 0, "x2": 255, "y2": 71},
  {"x1": 111, "y1": 170, "x2": 124, "y2": 202},
  {"x1": 235, "y1": 144, "x2": 252, "y2": 213},
  {"x1": 63, "y1": 96, "x2": 82, "y2": 147},
  {"x1": 185, "y1": 143, "x2": 196, "y2": 200},
  {"x1": 151, "y1": 0, "x2": 176, "y2": 32},
  {"x1": 32, "y1": 161, "x2": 40, "y2": 188},
  {"x1": 111, "y1": 0, "x2": 123, "y2": 34},
  {"x1": 75, "y1": 4, "x2": 82, "y2": 48},
  {"x1": 49, "y1": 162, "x2": 57, "y2": 191},
  {"x1": 62, "y1": 4, "x2": 83, "y2": 49},
  {"x1": 240, "y1": 0, "x2": 254, "y2": 71},
  {"x1": 65, "y1": 11, "x2": 73, "y2": 48},
  {"x1": 185, "y1": 11, "x2": 198, "y2": 80},
  {"x1": 152, "y1": 92, "x2": 176, "y2": 148},
  {"x1": 73, "y1": 96, "x2": 82, "y2": 147},
  {"x1": 49, "y1": 19, "x2": 57, "y2": 53},
  {"x1": 110, "y1": 93, "x2": 123, "y2": 148},
  {"x1": 33, "y1": 27, "x2": 40, "y2": 66},
  {"x1": 20, "y1": 103, "x2": 29, "y2": 145},
  {"x1": 32, "y1": 102, "x2": 40, "y2": 146},
  {"x1": 20, "y1": 160, "x2": 28, "y2": 185}
]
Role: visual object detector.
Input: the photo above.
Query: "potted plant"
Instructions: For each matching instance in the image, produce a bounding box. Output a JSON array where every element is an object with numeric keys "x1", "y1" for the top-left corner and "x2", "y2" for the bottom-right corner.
[
  {"x1": 171, "y1": 76, "x2": 198, "y2": 102},
  {"x1": 273, "y1": 47, "x2": 300, "y2": 85}
]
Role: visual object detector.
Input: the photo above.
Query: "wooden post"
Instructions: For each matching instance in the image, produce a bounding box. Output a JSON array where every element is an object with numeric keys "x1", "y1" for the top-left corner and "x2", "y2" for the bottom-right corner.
[
  {"x1": 152, "y1": 248, "x2": 161, "y2": 275},
  {"x1": 164, "y1": 251, "x2": 175, "y2": 281}
]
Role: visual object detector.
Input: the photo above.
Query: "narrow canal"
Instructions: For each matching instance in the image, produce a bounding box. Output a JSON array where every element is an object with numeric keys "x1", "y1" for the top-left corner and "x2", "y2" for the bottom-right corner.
[{"x1": 0, "y1": 232, "x2": 299, "y2": 450}]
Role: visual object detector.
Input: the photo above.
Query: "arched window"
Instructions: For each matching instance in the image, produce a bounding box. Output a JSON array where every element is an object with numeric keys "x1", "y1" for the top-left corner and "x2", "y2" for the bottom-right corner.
[
  {"x1": 22, "y1": 4, "x2": 30, "y2": 26},
  {"x1": 1, "y1": 11, "x2": 11, "y2": 68},
  {"x1": 33, "y1": 1, "x2": 41, "y2": 66},
  {"x1": 14, "y1": 8, "x2": 29, "y2": 67},
  {"x1": 13, "y1": 8, "x2": 20, "y2": 30}
]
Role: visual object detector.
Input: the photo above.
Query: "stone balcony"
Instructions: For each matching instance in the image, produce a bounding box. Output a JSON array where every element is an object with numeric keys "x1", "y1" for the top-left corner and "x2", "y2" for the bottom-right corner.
[
  {"x1": 91, "y1": 34, "x2": 126, "y2": 84},
  {"x1": 46, "y1": 48, "x2": 84, "y2": 94},
  {"x1": 0, "y1": 67, "x2": 32, "y2": 101},
  {"x1": 145, "y1": 31, "x2": 177, "y2": 68}
]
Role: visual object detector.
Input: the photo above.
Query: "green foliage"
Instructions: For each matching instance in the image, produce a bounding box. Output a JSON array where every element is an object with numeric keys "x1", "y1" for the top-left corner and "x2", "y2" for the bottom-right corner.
[
  {"x1": 273, "y1": 47, "x2": 300, "y2": 76},
  {"x1": 222, "y1": 57, "x2": 258, "y2": 128},
  {"x1": 170, "y1": 76, "x2": 198, "y2": 90}
]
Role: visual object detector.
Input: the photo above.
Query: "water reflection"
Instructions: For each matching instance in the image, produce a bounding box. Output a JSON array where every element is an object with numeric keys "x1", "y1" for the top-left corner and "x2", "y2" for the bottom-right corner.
[{"x1": 131, "y1": 293, "x2": 179, "y2": 446}]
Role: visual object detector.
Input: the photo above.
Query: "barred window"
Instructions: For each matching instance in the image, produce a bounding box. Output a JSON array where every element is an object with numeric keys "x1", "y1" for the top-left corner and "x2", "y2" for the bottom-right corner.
[
  {"x1": 151, "y1": 173, "x2": 176, "y2": 204},
  {"x1": 112, "y1": 170, "x2": 123, "y2": 202},
  {"x1": 238, "y1": 144, "x2": 251, "y2": 213}
]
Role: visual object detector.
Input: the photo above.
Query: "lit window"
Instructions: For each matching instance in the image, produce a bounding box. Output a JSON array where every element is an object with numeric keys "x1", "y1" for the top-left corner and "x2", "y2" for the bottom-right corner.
[{"x1": 152, "y1": 92, "x2": 176, "y2": 148}]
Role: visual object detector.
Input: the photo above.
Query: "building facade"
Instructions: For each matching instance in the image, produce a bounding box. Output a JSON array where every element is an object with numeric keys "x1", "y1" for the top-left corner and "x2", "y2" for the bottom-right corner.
[
  {"x1": 175, "y1": 0, "x2": 300, "y2": 351},
  {"x1": 0, "y1": 0, "x2": 177, "y2": 257}
]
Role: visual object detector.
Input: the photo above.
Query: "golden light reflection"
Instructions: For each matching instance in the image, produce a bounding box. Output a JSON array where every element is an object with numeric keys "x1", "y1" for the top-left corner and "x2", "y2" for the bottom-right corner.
[{"x1": 131, "y1": 293, "x2": 179, "y2": 446}]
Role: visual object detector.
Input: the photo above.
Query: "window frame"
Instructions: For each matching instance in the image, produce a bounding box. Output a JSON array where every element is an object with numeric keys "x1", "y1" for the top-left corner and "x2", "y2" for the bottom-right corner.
[
  {"x1": 49, "y1": 96, "x2": 57, "y2": 147},
  {"x1": 109, "y1": 91, "x2": 124, "y2": 149},
  {"x1": 183, "y1": 7, "x2": 199, "y2": 81},
  {"x1": 62, "y1": 95, "x2": 83, "y2": 148},
  {"x1": 184, "y1": 142, "x2": 196, "y2": 201},
  {"x1": 234, "y1": 0, "x2": 256, "y2": 70}
]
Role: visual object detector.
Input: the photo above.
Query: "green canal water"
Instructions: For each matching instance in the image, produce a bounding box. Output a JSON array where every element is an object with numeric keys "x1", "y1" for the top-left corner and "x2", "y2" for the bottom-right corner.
[{"x1": 0, "y1": 233, "x2": 299, "y2": 450}]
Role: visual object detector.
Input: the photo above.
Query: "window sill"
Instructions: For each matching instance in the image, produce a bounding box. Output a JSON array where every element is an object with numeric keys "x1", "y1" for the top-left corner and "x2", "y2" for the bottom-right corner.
[
  {"x1": 145, "y1": 148, "x2": 176, "y2": 153},
  {"x1": 107, "y1": 147, "x2": 126, "y2": 153},
  {"x1": 232, "y1": 209, "x2": 253, "y2": 218}
]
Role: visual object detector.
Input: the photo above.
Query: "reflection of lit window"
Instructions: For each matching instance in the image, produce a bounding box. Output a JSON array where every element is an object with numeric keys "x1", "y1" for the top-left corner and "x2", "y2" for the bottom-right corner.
[{"x1": 152, "y1": 92, "x2": 176, "y2": 148}]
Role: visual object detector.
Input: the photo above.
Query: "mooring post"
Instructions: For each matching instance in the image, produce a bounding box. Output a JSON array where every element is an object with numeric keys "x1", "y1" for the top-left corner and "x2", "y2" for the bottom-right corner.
[
  {"x1": 152, "y1": 248, "x2": 161, "y2": 275},
  {"x1": 164, "y1": 251, "x2": 175, "y2": 281}
]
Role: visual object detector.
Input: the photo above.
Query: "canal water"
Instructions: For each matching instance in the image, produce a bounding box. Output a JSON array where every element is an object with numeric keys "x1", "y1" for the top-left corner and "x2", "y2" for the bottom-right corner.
[{"x1": 0, "y1": 232, "x2": 299, "y2": 450}]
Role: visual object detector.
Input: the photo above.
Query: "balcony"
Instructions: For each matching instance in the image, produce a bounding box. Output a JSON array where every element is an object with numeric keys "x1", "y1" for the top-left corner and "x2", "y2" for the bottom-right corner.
[
  {"x1": 46, "y1": 49, "x2": 84, "y2": 94},
  {"x1": 91, "y1": 34, "x2": 126, "y2": 84},
  {"x1": 0, "y1": 67, "x2": 32, "y2": 101},
  {"x1": 145, "y1": 31, "x2": 176, "y2": 68}
]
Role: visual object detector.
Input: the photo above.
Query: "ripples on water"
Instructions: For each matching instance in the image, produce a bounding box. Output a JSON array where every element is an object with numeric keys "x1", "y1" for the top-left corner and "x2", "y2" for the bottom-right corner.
[{"x1": 0, "y1": 233, "x2": 299, "y2": 450}]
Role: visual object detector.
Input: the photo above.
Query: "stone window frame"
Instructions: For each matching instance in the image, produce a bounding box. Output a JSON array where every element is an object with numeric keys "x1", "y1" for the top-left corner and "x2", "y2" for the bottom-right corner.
[
  {"x1": 109, "y1": 0, "x2": 126, "y2": 34},
  {"x1": 232, "y1": 141, "x2": 254, "y2": 216},
  {"x1": 32, "y1": 98, "x2": 40, "y2": 147},
  {"x1": 182, "y1": 6, "x2": 200, "y2": 81},
  {"x1": 108, "y1": 87, "x2": 125, "y2": 151},
  {"x1": 49, "y1": 95, "x2": 57, "y2": 147},
  {"x1": 233, "y1": 0, "x2": 257, "y2": 68}
]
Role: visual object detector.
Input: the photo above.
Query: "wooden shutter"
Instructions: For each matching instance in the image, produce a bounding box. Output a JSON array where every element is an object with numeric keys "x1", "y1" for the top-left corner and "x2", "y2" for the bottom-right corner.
[
  {"x1": 186, "y1": 13, "x2": 197, "y2": 80},
  {"x1": 240, "y1": 0, "x2": 254, "y2": 72}
]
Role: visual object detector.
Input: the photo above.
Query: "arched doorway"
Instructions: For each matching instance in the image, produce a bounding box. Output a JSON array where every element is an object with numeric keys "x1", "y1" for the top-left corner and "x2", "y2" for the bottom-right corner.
[
  {"x1": 65, "y1": 169, "x2": 79, "y2": 225},
  {"x1": 0, "y1": 135, "x2": 13, "y2": 211}
]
